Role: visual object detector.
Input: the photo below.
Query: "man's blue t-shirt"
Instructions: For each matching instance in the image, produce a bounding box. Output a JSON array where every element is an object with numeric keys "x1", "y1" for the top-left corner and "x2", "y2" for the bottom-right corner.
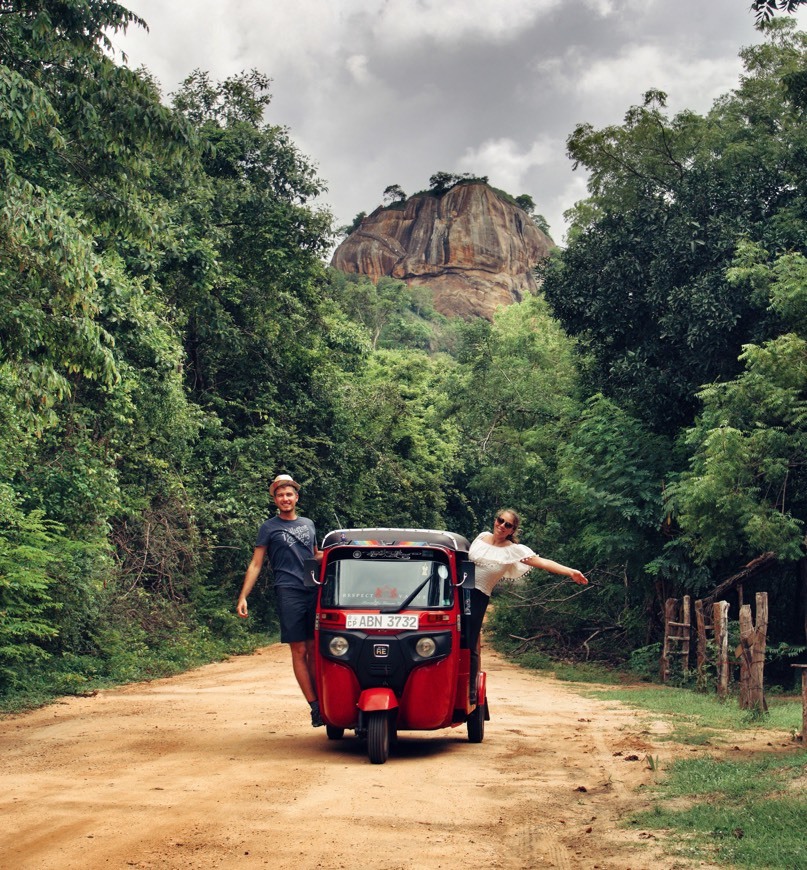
[{"x1": 255, "y1": 515, "x2": 317, "y2": 588}]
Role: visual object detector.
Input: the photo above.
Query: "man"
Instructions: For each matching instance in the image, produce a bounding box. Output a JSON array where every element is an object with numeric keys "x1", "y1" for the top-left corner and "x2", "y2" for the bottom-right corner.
[{"x1": 237, "y1": 474, "x2": 324, "y2": 727}]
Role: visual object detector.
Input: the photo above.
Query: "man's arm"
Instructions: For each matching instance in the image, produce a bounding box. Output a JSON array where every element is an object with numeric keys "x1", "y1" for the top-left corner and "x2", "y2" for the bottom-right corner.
[{"x1": 237, "y1": 546, "x2": 267, "y2": 617}]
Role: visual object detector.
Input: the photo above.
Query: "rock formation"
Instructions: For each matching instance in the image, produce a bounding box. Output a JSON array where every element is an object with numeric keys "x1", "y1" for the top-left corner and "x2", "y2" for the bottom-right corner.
[{"x1": 330, "y1": 182, "x2": 554, "y2": 320}]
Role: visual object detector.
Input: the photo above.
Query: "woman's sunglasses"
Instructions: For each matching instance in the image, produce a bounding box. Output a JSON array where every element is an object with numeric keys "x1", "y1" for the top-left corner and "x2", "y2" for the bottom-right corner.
[{"x1": 495, "y1": 516, "x2": 514, "y2": 529}]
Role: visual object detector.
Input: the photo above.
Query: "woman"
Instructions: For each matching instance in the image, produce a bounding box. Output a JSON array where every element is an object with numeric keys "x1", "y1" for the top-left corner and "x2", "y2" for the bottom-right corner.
[{"x1": 467, "y1": 509, "x2": 587, "y2": 701}]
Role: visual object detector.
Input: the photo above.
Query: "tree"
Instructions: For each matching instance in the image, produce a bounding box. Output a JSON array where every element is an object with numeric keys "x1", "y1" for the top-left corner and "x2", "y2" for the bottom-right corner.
[
  {"x1": 327, "y1": 271, "x2": 443, "y2": 351},
  {"x1": 515, "y1": 193, "x2": 536, "y2": 212},
  {"x1": 445, "y1": 294, "x2": 582, "y2": 530},
  {"x1": 752, "y1": 0, "x2": 807, "y2": 22},
  {"x1": 543, "y1": 24, "x2": 807, "y2": 433},
  {"x1": 335, "y1": 349, "x2": 462, "y2": 529},
  {"x1": 493, "y1": 394, "x2": 670, "y2": 657},
  {"x1": 428, "y1": 171, "x2": 488, "y2": 195},
  {"x1": 0, "y1": 0, "x2": 207, "y2": 684},
  {"x1": 670, "y1": 242, "x2": 807, "y2": 566},
  {"x1": 665, "y1": 242, "x2": 807, "y2": 641},
  {"x1": 382, "y1": 184, "x2": 406, "y2": 204},
  {"x1": 0, "y1": 0, "x2": 193, "y2": 431},
  {"x1": 514, "y1": 194, "x2": 551, "y2": 236},
  {"x1": 164, "y1": 70, "x2": 334, "y2": 417}
]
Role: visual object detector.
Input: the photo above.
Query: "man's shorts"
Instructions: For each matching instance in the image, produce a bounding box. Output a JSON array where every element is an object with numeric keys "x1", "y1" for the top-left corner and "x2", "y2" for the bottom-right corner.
[{"x1": 275, "y1": 586, "x2": 317, "y2": 643}]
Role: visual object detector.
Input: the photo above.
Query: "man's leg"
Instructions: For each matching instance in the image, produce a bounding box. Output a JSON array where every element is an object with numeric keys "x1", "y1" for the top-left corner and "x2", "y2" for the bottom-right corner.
[
  {"x1": 305, "y1": 637, "x2": 317, "y2": 690},
  {"x1": 290, "y1": 640, "x2": 322, "y2": 726},
  {"x1": 289, "y1": 640, "x2": 316, "y2": 702},
  {"x1": 277, "y1": 587, "x2": 322, "y2": 726}
]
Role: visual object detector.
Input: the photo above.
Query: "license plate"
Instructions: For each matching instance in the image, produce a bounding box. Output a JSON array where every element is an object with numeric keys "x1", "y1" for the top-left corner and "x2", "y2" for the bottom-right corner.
[{"x1": 345, "y1": 613, "x2": 419, "y2": 630}]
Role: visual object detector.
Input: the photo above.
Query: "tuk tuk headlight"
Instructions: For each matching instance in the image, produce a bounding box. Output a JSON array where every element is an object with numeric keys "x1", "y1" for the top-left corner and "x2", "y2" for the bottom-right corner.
[
  {"x1": 329, "y1": 635, "x2": 350, "y2": 657},
  {"x1": 415, "y1": 637, "x2": 437, "y2": 658}
]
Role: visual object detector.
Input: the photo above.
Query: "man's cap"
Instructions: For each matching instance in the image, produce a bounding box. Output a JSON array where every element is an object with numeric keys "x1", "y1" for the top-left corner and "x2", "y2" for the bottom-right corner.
[{"x1": 270, "y1": 474, "x2": 301, "y2": 496}]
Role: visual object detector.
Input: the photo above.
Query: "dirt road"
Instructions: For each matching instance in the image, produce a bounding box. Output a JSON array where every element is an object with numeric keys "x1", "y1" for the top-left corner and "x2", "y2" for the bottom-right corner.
[{"x1": 1, "y1": 645, "x2": 721, "y2": 870}]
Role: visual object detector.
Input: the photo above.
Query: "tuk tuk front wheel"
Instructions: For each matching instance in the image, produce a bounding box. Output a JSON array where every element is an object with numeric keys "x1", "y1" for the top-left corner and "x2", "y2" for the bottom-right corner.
[
  {"x1": 367, "y1": 711, "x2": 390, "y2": 764},
  {"x1": 326, "y1": 725, "x2": 345, "y2": 740},
  {"x1": 467, "y1": 700, "x2": 486, "y2": 743}
]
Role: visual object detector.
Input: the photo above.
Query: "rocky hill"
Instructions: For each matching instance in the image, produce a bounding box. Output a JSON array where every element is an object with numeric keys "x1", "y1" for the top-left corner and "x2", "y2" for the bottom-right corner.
[{"x1": 330, "y1": 182, "x2": 554, "y2": 320}]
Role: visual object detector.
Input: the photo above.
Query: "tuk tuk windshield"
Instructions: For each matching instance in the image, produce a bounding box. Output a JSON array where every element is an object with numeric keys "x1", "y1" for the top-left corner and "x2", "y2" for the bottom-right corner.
[{"x1": 320, "y1": 548, "x2": 454, "y2": 610}]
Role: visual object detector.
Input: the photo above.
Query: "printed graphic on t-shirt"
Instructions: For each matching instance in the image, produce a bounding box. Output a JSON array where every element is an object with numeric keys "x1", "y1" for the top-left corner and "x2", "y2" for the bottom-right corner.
[{"x1": 282, "y1": 523, "x2": 313, "y2": 550}]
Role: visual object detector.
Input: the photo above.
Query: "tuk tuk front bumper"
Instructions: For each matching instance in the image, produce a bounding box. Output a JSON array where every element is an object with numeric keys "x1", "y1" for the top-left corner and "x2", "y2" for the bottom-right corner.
[{"x1": 317, "y1": 628, "x2": 457, "y2": 730}]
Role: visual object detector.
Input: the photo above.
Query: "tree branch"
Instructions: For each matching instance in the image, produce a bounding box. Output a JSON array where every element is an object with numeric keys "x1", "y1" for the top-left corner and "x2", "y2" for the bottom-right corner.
[{"x1": 701, "y1": 552, "x2": 777, "y2": 606}]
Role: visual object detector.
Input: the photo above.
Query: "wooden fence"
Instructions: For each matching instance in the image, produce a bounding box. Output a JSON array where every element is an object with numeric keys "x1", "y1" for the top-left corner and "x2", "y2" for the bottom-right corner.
[{"x1": 661, "y1": 592, "x2": 769, "y2": 711}]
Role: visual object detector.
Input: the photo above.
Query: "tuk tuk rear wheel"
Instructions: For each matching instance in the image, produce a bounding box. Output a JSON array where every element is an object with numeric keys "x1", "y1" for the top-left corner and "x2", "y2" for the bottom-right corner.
[
  {"x1": 367, "y1": 711, "x2": 390, "y2": 764},
  {"x1": 326, "y1": 725, "x2": 345, "y2": 740},
  {"x1": 467, "y1": 700, "x2": 486, "y2": 743}
]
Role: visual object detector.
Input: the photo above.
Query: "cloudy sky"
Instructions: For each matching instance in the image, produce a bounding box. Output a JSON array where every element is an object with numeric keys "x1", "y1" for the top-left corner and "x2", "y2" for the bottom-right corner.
[{"x1": 113, "y1": 1, "x2": 806, "y2": 245}]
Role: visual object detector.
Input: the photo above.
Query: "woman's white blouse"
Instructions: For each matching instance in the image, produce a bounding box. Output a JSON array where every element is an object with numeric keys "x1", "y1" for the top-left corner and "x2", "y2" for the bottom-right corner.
[{"x1": 468, "y1": 532, "x2": 535, "y2": 596}]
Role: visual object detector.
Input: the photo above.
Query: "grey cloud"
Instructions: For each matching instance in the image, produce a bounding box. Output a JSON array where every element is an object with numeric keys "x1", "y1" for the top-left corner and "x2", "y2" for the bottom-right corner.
[{"x1": 117, "y1": 1, "x2": 805, "y2": 244}]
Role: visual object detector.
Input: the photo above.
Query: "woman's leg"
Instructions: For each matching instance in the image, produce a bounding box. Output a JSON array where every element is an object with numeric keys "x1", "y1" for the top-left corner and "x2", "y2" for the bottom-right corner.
[{"x1": 467, "y1": 589, "x2": 489, "y2": 703}]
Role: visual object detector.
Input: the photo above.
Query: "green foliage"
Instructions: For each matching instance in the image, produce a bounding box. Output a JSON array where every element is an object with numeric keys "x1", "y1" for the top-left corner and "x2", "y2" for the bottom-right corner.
[
  {"x1": 514, "y1": 193, "x2": 535, "y2": 212},
  {"x1": 669, "y1": 243, "x2": 807, "y2": 565},
  {"x1": 333, "y1": 348, "x2": 463, "y2": 528},
  {"x1": 512, "y1": 194, "x2": 551, "y2": 235},
  {"x1": 382, "y1": 184, "x2": 406, "y2": 203},
  {"x1": 338, "y1": 211, "x2": 366, "y2": 236},
  {"x1": 753, "y1": 0, "x2": 807, "y2": 22},
  {"x1": 8, "y1": 0, "x2": 807, "y2": 705},
  {"x1": 326, "y1": 270, "x2": 444, "y2": 351},
  {"x1": 545, "y1": 25, "x2": 807, "y2": 432},
  {"x1": 529, "y1": 20, "x2": 807, "y2": 661},
  {"x1": 427, "y1": 171, "x2": 489, "y2": 194},
  {"x1": 627, "y1": 643, "x2": 663, "y2": 681},
  {"x1": 447, "y1": 293, "x2": 581, "y2": 512},
  {"x1": 547, "y1": 396, "x2": 689, "y2": 649},
  {"x1": 557, "y1": 395, "x2": 667, "y2": 566},
  {"x1": 0, "y1": 499, "x2": 60, "y2": 689}
]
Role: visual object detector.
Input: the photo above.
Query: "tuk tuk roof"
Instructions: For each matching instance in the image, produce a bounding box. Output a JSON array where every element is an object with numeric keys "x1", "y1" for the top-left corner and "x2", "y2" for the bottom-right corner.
[{"x1": 321, "y1": 527, "x2": 471, "y2": 553}]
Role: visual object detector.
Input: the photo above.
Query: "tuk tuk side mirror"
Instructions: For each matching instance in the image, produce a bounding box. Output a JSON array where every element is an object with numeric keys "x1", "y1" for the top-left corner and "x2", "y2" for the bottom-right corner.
[{"x1": 303, "y1": 558, "x2": 321, "y2": 587}]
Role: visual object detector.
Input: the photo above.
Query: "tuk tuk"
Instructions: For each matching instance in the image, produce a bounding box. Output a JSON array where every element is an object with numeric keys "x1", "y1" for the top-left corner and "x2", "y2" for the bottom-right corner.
[{"x1": 304, "y1": 527, "x2": 489, "y2": 764}]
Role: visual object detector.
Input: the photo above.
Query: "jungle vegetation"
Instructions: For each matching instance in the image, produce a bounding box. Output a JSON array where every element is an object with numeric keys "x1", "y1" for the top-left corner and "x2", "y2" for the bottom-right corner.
[{"x1": 3, "y1": 2, "x2": 807, "y2": 704}]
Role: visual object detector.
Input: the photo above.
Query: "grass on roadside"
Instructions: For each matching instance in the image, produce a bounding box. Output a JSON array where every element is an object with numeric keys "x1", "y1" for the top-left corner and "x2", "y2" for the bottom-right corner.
[
  {"x1": 576, "y1": 680, "x2": 806, "y2": 869},
  {"x1": 0, "y1": 626, "x2": 278, "y2": 716},
  {"x1": 501, "y1": 643, "x2": 807, "y2": 868},
  {"x1": 631, "y1": 753, "x2": 807, "y2": 869},
  {"x1": 584, "y1": 684, "x2": 804, "y2": 742}
]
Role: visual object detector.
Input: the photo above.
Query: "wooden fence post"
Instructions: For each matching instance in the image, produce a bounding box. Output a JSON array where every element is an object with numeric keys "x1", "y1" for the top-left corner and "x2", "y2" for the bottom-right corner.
[
  {"x1": 694, "y1": 599, "x2": 708, "y2": 688},
  {"x1": 752, "y1": 591, "x2": 768, "y2": 712},
  {"x1": 792, "y1": 665, "x2": 807, "y2": 742},
  {"x1": 661, "y1": 598, "x2": 676, "y2": 682},
  {"x1": 713, "y1": 600, "x2": 730, "y2": 700},
  {"x1": 661, "y1": 596, "x2": 692, "y2": 682},
  {"x1": 738, "y1": 604, "x2": 752, "y2": 707},
  {"x1": 738, "y1": 593, "x2": 768, "y2": 712},
  {"x1": 680, "y1": 595, "x2": 691, "y2": 672}
]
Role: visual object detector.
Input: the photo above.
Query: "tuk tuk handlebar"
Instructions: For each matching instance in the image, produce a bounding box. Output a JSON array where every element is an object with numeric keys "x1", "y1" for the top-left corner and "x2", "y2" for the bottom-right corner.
[
  {"x1": 303, "y1": 557, "x2": 322, "y2": 587},
  {"x1": 455, "y1": 562, "x2": 476, "y2": 589}
]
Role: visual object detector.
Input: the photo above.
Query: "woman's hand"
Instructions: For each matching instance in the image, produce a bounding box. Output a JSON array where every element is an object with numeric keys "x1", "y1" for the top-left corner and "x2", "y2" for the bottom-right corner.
[{"x1": 568, "y1": 569, "x2": 588, "y2": 586}]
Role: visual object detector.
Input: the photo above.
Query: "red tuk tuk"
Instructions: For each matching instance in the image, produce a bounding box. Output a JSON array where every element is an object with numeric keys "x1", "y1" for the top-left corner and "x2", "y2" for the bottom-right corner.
[{"x1": 304, "y1": 527, "x2": 489, "y2": 763}]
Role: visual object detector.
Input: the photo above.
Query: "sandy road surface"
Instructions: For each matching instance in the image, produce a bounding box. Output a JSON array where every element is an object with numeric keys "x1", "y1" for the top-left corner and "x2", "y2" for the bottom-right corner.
[{"x1": 1, "y1": 645, "x2": 724, "y2": 870}]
